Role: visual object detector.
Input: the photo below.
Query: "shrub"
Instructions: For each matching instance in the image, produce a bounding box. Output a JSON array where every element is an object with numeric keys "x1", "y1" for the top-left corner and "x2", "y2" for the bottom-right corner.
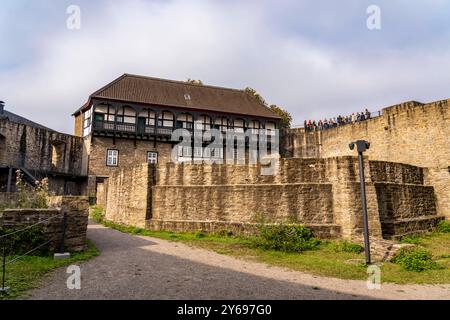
[
  {"x1": 194, "y1": 231, "x2": 206, "y2": 239},
  {"x1": 329, "y1": 240, "x2": 364, "y2": 253},
  {"x1": 90, "y1": 207, "x2": 105, "y2": 223},
  {"x1": 0, "y1": 226, "x2": 48, "y2": 255},
  {"x1": 254, "y1": 224, "x2": 320, "y2": 253},
  {"x1": 392, "y1": 247, "x2": 440, "y2": 272},
  {"x1": 437, "y1": 220, "x2": 450, "y2": 233}
]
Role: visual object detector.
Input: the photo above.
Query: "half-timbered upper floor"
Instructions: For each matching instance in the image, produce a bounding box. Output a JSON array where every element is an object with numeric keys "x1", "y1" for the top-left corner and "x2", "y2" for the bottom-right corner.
[{"x1": 73, "y1": 74, "x2": 282, "y2": 142}]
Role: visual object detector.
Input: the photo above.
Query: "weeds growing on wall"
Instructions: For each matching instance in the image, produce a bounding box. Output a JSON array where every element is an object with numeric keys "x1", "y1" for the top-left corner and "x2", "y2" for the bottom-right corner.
[
  {"x1": 13, "y1": 170, "x2": 49, "y2": 209},
  {"x1": 253, "y1": 224, "x2": 320, "y2": 253}
]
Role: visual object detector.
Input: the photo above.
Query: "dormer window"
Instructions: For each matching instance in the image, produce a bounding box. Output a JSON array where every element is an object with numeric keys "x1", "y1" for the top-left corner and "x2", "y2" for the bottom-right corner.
[{"x1": 184, "y1": 94, "x2": 191, "y2": 101}]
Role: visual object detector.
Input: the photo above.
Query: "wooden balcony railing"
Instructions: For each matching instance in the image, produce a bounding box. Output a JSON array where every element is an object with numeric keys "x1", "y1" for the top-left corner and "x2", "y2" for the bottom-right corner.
[{"x1": 93, "y1": 120, "x2": 278, "y2": 140}]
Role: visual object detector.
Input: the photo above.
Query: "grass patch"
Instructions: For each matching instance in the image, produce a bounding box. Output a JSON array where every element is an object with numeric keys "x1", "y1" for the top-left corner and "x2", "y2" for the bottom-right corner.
[
  {"x1": 0, "y1": 240, "x2": 99, "y2": 300},
  {"x1": 437, "y1": 220, "x2": 450, "y2": 233},
  {"x1": 91, "y1": 208, "x2": 450, "y2": 285}
]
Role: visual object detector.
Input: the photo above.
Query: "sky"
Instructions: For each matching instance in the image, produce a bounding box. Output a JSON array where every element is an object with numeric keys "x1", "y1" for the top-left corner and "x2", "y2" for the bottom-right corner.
[{"x1": 1, "y1": 0, "x2": 450, "y2": 133}]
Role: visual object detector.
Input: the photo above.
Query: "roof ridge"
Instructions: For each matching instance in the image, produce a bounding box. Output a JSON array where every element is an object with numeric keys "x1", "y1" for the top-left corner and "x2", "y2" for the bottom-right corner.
[{"x1": 122, "y1": 73, "x2": 250, "y2": 95}]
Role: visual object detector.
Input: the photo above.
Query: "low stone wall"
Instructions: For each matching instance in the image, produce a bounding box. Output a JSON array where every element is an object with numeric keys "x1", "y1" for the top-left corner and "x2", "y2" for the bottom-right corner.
[
  {"x1": 146, "y1": 219, "x2": 341, "y2": 239},
  {"x1": 0, "y1": 196, "x2": 89, "y2": 251}
]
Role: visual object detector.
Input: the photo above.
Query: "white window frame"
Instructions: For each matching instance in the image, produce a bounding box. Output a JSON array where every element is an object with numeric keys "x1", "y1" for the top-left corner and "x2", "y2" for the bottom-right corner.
[
  {"x1": 106, "y1": 149, "x2": 119, "y2": 167},
  {"x1": 147, "y1": 151, "x2": 158, "y2": 164}
]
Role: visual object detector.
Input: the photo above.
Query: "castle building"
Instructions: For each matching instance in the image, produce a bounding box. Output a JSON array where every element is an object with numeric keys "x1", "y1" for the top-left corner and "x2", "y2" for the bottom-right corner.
[{"x1": 71, "y1": 74, "x2": 282, "y2": 203}]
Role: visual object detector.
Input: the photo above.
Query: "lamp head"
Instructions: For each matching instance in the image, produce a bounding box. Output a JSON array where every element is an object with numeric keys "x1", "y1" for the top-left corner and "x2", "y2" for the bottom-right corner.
[{"x1": 349, "y1": 142, "x2": 355, "y2": 150}]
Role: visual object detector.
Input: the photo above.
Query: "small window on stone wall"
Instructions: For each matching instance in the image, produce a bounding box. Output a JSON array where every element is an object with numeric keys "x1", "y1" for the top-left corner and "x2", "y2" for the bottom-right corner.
[
  {"x1": 107, "y1": 149, "x2": 119, "y2": 166},
  {"x1": 147, "y1": 151, "x2": 158, "y2": 164},
  {"x1": 51, "y1": 141, "x2": 65, "y2": 171}
]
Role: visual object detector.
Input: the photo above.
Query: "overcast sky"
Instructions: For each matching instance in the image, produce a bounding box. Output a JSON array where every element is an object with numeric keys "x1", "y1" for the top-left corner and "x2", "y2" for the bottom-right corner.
[{"x1": 1, "y1": 0, "x2": 450, "y2": 133}]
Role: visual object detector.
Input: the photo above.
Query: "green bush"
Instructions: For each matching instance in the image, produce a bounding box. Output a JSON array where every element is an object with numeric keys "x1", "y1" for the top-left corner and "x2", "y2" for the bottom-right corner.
[
  {"x1": 254, "y1": 224, "x2": 320, "y2": 253},
  {"x1": 0, "y1": 226, "x2": 48, "y2": 255},
  {"x1": 194, "y1": 231, "x2": 206, "y2": 239},
  {"x1": 329, "y1": 240, "x2": 364, "y2": 253},
  {"x1": 437, "y1": 220, "x2": 450, "y2": 233},
  {"x1": 392, "y1": 247, "x2": 440, "y2": 272},
  {"x1": 90, "y1": 207, "x2": 105, "y2": 223}
]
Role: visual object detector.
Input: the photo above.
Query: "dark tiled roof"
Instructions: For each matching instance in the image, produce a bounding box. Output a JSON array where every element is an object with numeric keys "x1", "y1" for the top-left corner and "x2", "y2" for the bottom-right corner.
[
  {"x1": 0, "y1": 110, "x2": 52, "y2": 131},
  {"x1": 74, "y1": 74, "x2": 281, "y2": 120}
]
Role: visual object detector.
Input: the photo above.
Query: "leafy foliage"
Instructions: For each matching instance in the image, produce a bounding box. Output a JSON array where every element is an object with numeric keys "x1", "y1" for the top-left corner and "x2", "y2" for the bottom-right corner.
[
  {"x1": 0, "y1": 226, "x2": 48, "y2": 255},
  {"x1": 329, "y1": 240, "x2": 364, "y2": 253},
  {"x1": 254, "y1": 224, "x2": 320, "y2": 253},
  {"x1": 243, "y1": 87, "x2": 292, "y2": 128},
  {"x1": 268, "y1": 105, "x2": 292, "y2": 128},
  {"x1": 392, "y1": 247, "x2": 440, "y2": 272},
  {"x1": 437, "y1": 220, "x2": 450, "y2": 233},
  {"x1": 12, "y1": 170, "x2": 49, "y2": 209}
]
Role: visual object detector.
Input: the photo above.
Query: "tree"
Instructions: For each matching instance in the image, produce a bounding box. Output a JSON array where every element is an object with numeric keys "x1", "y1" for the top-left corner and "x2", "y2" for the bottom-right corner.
[
  {"x1": 244, "y1": 87, "x2": 267, "y2": 106},
  {"x1": 269, "y1": 105, "x2": 292, "y2": 129},
  {"x1": 244, "y1": 87, "x2": 292, "y2": 128},
  {"x1": 186, "y1": 79, "x2": 203, "y2": 85}
]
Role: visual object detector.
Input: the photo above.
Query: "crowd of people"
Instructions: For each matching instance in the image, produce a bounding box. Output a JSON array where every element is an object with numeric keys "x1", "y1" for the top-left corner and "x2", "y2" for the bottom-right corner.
[{"x1": 304, "y1": 109, "x2": 372, "y2": 131}]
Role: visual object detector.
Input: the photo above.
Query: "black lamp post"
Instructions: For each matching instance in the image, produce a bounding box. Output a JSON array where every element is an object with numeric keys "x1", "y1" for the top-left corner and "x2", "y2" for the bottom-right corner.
[{"x1": 349, "y1": 140, "x2": 371, "y2": 265}]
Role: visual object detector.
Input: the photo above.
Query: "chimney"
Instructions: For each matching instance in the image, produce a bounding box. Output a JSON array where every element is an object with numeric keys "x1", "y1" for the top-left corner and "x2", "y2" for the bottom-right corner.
[{"x1": 0, "y1": 101, "x2": 4, "y2": 114}]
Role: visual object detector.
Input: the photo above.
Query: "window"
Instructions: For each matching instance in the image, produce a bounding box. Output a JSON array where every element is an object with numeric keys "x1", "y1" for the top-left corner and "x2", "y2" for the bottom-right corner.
[
  {"x1": 107, "y1": 149, "x2": 119, "y2": 166},
  {"x1": 233, "y1": 119, "x2": 245, "y2": 133},
  {"x1": 83, "y1": 107, "x2": 93, "y2": 136},
  {"x1": 194, "y1": 147, "x2": 203, "y2": 158},
  {"x1": 214, "y1": 117, "x2": 228, "y2": 132},
  {"x1": 116, "y1": 106, "x2": 136, "y2": 124},
  {"x1": 158, "y1": 111, "x2": 174, "y2": 128},
  {"x1": 147, "y1": 152, "x2": 158, "y2": 164},
  {"x1": 195, "y1": 115, "x2": 211, "y2": 130},
  {"x1": 211, "y1": 147, "x2": 223, "y2": 159},
  {"x1": 176, "y1": 113, "x2": 193, "y2": 129}
]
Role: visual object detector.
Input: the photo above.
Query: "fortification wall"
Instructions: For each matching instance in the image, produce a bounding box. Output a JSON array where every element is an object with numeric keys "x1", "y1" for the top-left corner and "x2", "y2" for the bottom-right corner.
[
  {"x1": 0, "y1": 118, "x2": 86, "y2": 176},
  {"x1": 106, "y1": 158, "x2": 443, "y2": 240},
  {"x1": 104, "y1": 163, "x2": 153, "y2": 228},
  {"x1": 281, "y1": 99, "x2": 450, "y2": 218}
]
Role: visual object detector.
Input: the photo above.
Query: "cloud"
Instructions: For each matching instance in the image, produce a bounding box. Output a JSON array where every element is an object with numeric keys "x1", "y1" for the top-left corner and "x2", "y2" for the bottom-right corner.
[{"x1": 1, "y1": 0, "x2": 450, "y2": 133}]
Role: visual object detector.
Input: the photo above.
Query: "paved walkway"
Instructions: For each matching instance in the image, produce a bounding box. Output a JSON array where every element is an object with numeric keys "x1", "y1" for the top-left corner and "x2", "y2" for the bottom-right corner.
[{"x1": 25, "y1": 222, "x2": 450, "y2": 300}]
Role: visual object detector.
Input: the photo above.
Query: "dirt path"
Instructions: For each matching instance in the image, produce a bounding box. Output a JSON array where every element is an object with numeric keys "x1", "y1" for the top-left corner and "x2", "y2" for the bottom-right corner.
[{"x1": 25, "y1": 221, "x2": 450, "y2": 300}]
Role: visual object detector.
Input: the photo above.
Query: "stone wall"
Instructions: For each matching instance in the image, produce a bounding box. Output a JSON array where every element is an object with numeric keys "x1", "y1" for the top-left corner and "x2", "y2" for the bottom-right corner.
[
  {"x1": 0, "y1": 117, "x2": 88, "y2": 194},
  {"x1": 104, "y1": 163, "x2": 154, "y2": 228},
  {"x1": 0, "y1": 196, "x2": 89, "y2": 251},
  {"x1": 106, "y1": 157, "x2": 443, "y2": 240},
  {"x1": 0, "y1": 118, "x2": 86, "y2": 175},
  {"x1": 88, "y1": 136, "x2": 172, "y2": 177},
  {"x1": 281, "y1": 99, "x2": 450, "y2": 218}
]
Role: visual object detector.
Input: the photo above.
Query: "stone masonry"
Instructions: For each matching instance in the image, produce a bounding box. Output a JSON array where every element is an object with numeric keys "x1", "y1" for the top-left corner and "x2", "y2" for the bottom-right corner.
[
  {"x1": 0, "y1": 196, "x2": 89, "y2": 251},
  {"x1": 281, "y1": 99, "x2": 450, "y2": 219},
  {"x1": 105, "y1": 157, "x2": 444, "y2": 240}
]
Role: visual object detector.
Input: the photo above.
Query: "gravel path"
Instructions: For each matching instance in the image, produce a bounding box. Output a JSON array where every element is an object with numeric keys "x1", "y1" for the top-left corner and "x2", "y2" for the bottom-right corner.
[{"x1": 25, "y1": 221, "x2": 450, "y2": 300}]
